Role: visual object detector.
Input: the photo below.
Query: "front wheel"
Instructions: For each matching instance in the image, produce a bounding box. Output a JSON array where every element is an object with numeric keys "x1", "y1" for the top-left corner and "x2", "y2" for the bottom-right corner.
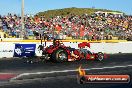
[
  {"x1": 51, "y1": 49, "x2": 68, "y2": 62},
  {"x1": 96, "y1": 52, "x2": 104, "y2": 61}
]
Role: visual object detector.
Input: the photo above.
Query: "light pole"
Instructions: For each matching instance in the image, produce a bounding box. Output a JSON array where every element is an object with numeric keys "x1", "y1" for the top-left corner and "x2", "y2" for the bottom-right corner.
[{"x1": 21, "y1": 0, "x2": 25, "y2": 39}]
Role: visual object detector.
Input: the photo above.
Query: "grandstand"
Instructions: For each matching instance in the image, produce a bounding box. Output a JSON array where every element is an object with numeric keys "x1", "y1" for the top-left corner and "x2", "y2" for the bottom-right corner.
[
  {"x1": 0, "y1": 8, "x2": 131, "y2": 41},
  {"x1": 94, "y1": 11, "x2": 124, "y2": 17}
]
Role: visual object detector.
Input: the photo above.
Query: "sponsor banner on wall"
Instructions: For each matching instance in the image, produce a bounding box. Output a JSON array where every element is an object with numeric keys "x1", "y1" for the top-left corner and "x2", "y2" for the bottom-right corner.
[
  {"x1": 13, "y1": 44, "x2": 36, "y2": 57},
  {"x1": 0, "y1": 43, "x2": 15, "y2": 58}
]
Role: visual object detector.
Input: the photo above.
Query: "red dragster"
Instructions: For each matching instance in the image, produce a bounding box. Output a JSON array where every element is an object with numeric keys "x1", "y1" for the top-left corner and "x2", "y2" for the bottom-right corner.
[{"x1": 39, "y1": 39, "x2": 107, "y2": 62}]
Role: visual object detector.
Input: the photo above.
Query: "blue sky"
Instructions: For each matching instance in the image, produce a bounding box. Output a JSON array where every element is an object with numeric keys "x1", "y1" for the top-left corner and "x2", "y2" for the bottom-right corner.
[{"x1": 0, "y1": 0, "x2": 132, "y2": 15}]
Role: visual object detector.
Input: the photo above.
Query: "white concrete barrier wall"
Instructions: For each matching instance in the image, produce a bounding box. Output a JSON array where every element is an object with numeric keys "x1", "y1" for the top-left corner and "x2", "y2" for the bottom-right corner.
[{"x1": 0, "y1": 42, "x2": 132, "y2": 58}]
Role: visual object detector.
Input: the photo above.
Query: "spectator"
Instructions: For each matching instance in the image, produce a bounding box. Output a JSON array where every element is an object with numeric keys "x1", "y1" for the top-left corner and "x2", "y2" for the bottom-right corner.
[{"x1": 0, "y1": 13, "x2": 131, "y2": 40}]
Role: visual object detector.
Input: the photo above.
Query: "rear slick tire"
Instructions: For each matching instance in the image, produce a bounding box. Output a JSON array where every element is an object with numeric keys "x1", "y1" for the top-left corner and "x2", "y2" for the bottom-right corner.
[{"x1": 51, "y1": 49, "x2": 68, "y2": 62}]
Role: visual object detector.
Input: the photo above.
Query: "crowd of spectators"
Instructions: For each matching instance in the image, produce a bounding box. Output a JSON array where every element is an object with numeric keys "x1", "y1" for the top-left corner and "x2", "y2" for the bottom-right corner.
[{"x1": 0, "y1": 12, "x2": 132, "y2": 40}]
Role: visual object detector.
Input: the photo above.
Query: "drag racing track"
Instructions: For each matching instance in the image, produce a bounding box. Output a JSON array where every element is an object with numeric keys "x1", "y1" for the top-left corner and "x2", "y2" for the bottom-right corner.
[{"x1": 0, "y1": 54, "x2": 132, "y2": 88}]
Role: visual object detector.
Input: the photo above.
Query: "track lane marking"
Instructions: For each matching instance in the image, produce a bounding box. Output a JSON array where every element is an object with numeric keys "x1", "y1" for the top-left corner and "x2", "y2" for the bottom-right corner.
[{"x1": 10, "y1": 64, "x2": 132, "y2": 81}]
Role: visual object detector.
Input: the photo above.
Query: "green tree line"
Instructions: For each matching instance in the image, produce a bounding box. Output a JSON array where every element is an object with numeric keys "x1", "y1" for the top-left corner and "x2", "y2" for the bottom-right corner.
[{"x1": 36, "y1": 7, "x2": 123, "y2": 18}]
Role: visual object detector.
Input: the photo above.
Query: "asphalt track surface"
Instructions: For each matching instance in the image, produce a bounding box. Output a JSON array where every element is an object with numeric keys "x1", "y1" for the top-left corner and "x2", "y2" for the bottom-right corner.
[{"x1": 0, "y1": 54, "x2": 132, "y2": 88}]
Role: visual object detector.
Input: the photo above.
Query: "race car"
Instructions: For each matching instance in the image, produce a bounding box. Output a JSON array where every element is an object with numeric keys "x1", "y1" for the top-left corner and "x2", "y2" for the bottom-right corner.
[{"x1": 39, "y1": 39, "x2": 107, "y2": 62}]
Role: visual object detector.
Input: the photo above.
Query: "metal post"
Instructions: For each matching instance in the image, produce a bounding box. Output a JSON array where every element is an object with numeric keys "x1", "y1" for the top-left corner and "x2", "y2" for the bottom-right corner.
[{"x1": 21, "y1": 0, "x2": 25, "y2": 39}]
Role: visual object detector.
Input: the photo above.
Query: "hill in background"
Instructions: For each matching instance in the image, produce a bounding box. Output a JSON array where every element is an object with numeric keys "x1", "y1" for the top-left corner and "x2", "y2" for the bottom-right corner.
[{"x1": 36, "y1": 7, "x2": 123, "y2": 18}]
